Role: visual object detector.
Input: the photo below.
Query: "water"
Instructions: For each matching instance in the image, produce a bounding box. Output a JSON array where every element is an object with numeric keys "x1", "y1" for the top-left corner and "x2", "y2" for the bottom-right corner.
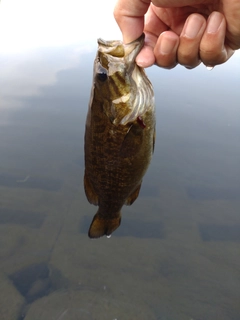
[
  {"x1": 0, "y1": 45, "x2": 240, "y2": 320},
  {"x1": 206, "y1": 66, "x2": 214, "y2": 71}
]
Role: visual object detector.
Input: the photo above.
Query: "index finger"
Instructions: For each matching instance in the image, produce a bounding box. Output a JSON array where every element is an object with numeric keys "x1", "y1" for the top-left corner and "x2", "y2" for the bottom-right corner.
[{"x1": 114, "y1": 0, "x2": 151, "y2": 43}]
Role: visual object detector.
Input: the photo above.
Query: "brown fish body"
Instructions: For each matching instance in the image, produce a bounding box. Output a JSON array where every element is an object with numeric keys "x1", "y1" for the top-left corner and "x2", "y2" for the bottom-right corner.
[{"x1": 84, "y1": 34, "x2": 155, "y2": 238}]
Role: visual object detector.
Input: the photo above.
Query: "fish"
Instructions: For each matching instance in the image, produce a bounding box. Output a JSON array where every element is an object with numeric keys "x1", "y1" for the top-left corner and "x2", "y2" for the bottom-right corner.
[{"x1": 84, "y1": 33, "x2": 155, "y2": 238}]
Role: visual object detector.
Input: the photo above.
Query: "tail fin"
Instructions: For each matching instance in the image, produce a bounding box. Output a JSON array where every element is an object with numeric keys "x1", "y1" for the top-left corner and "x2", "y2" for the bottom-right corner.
[{"x1": 88, "y1": 212, "x2": 121, "y2": 239}]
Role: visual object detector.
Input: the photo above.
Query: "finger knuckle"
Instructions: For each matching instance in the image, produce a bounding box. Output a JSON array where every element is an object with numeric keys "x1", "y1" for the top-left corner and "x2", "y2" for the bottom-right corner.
[
  {"x1": 178, "y1": 51, "x2": 196, "y2": 64},
  {"x1": 199, "y1": 46, "x2": 226, "y2": 65},
  {"x1": 155, "y1": 56, "x2": 177, "y2": 69},
  {"x1": 178, "y1": 47, "x2": 198, "y2": 66}
]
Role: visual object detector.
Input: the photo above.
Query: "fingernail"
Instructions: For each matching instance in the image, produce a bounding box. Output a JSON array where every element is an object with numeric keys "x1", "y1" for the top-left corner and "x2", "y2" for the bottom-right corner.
[
  {"x1": 183, "y1": 15, "x2": 204, "y2": 38},
  {"x1": 207, "y1": 12, "x2": 223, "y2": 34},
  {"x1": 159, "y1": 35, "x2": 177, "y2": 54}
]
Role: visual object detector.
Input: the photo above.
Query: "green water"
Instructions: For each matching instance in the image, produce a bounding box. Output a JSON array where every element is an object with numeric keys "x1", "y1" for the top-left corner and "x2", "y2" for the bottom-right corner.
[{"x1": 0, "y1": 47, "x2": 240, "y2": 320}]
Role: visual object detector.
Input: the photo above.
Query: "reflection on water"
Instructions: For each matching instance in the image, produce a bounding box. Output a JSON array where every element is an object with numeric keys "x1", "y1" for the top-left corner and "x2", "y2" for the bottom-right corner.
[
  {"x1": 9, "y1": 262, "x2": 51, "y2": 303},
  {"x1": 199, "y1": 224, "x2": 240, "y2": 242},
  {"x1": 80, "y1": 215, "x2": 165, "y2": 239},
  {"x1": 0, "y1": 46, "x2": 240, "y2": 320},
  {"x1": 0, "y1": 209, "x2": 46, "y2": 229},
  {"x1": 0, "y1": 173, "x2": 62, "y2": 191},
  {"x1": 187, "y1": 185, "x2": 240, "y2": 200}
]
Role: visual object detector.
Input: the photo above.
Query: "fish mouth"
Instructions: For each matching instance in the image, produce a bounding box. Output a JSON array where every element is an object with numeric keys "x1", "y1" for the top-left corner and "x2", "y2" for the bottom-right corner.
[
  {"x1": 95, "y1": 33, "x2": 153, "y2": 126},
  {"x1": 124, "y1": 33, "x2": 145, "y2": 61},
  {"x1": 97, "y1": 33, "x2": 145, "y2": 61}
]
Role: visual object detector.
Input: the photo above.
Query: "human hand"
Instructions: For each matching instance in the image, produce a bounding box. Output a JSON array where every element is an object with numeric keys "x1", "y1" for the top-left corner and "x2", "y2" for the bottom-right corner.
[{"x1": 114, "y1": 0, "x2": 240, "y2": 69}]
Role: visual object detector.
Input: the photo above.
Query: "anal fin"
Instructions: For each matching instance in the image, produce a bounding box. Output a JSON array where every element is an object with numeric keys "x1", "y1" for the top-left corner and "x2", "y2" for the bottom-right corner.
[{"x1": 125, "y1": 183, "x2": 142, "y2": 206}]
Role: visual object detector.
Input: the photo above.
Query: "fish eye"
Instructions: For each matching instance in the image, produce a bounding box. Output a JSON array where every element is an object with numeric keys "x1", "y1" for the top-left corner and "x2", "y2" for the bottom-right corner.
[
  {"x1": 97, "y1": 72, "x2": 108, "y2": 82},
  {"x1": 96, "y1": 63, "x2": 108, "y2": 82}
]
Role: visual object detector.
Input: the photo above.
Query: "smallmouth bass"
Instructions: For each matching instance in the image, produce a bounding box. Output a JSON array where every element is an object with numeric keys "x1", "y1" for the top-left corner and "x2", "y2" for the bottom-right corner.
[{"x1": 84, "y1": 34, "x2": 155, "y2": 238}]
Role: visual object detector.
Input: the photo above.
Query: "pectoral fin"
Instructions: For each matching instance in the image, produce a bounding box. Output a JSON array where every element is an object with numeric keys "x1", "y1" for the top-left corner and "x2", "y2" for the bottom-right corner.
[
  {"x1": 84, "y1": 173, "x2": 99, "y2": 205},
  {"x1": 125, "y1": 183, "x2": 142, "y2": 205},
  {"x1": 120, "y1": 122, "x2": 143, "y2": 158},
  {"x1": 88, "y1": 211, "x2": 121, "y2": 238}
]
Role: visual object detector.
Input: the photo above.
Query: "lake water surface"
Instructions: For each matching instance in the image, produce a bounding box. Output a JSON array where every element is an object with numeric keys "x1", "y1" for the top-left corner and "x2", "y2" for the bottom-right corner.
[{"x1": 0, "y1": 43, "x2": 240, "y2": 320}]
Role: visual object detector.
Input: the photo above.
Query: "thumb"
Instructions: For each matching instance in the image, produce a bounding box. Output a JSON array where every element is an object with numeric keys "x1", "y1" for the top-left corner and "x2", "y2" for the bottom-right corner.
[{"x1": 114, "y1": 0, "x2": 151, "y2": 43}]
